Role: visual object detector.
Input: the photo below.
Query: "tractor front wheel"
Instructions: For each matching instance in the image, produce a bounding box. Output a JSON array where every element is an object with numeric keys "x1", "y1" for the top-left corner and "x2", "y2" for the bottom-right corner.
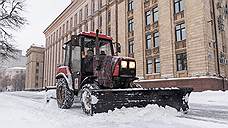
[
  {"x1": 56, "y1": 78, "x2": 74, "y2": 109},
  {"x1": 80, "y1": 83, "x2": 99, "y2": 115}
]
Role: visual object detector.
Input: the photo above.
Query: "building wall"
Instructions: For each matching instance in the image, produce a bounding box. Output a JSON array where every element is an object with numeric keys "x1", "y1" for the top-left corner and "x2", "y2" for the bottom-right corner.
[
  {"x1": 25, "y1": 46, "x2": 45, "y2": 90},
  {"x1": 43, "y1": 0, "x2": 228, "y2": 87},
  {"x1": 0, "y1": 50, "x2": 26, "y2": 70}
]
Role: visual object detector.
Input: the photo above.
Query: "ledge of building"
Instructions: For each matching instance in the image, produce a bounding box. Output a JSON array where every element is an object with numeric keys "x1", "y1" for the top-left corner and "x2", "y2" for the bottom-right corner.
[{"x1": 135, "y1": 77, "x2": 228, "y2": 92}]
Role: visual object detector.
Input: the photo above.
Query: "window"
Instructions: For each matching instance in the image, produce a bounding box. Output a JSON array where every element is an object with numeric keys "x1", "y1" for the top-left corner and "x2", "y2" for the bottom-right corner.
[
  {"x1": 225, "y1": 3, "x2": 228, "y2": 15},
  {"x1": 146, "y1": 33, "x2": 151, "y2": 49},
  {"x1": 56, "y1": 30, "x2": 58, "y2": 40},
  {"x1": 79, "y1": 9, "x2": 83, "y2": 22},
  {"x1": 152, "y1": 7, "x2": 159, "y2": 23},
  {"x1": 175, "y1": 23, "x2": 186, "y2": 41},
  {"x1": 128, "y1": 0, "x2": 133, "y2": 11},
  {"x1": 153, "y1": 31, "x2": 159, "y2": 47},
  {"x1": 66, "y1": 21, "x2": 69, "y2": 32},
  {"x1": 36, "y1": 62, "x2": 39, "y2": 67},
  {"x1": 146, "y1": 58, "x2": 153, "y2": 74},
  {"x1": 79, "y1": 26, "x2": 82, "y2": 32},
  {"x1": 107, "y1": 26, "x2": 111, "y2": 36},
  {"x1": 53, "y1": 32, "x2": 55, "y2": 42},
  {"x1": 91, "y1": 0, "x2": 95, "y2": 14},
  {"x1": 145, "y1": 10, "x2": 151, "y2": 26},
  {"x1": 36, "y1": 68, "x2": 39, "y2": 74},
  {"x1": 176, "y1": 53, "x2": 187, "y2": 71},
  {"x1": 59, "y1": 27, "x2": 62, "y2": 37},
  {"x1": 174, "y1": 0, "x2": 184, "y2": 14},
  {"x1": 144, "y1": 0, "x2": 149, "y2": 3},
  {"x1": 128, "y1": 40, "x2": 134, "y2": 54},
  {"x1": 85, "y1": 23, "x2": 88, "y2": 32},
  {"x1": 99, "y1": 0, "x2": 102, "y2": 9},
  {"x1": 128, "y1": 18, "x2": 134, "y2": 32},
  {"x1": 70, "y1": 17, "x2": 73, "y2": 30},
  {"x1": 99, "y1": 15, "x2": 102, "y2": 28},
  {"x1": 35, "y1": 83, "x2": 38, "y2": 88},
  {"x1": 74, "y1": 13, "x2": 78, "y2": 27},
  {"x1": 107, "y1": 10, "x2": 111, "y2": 24},
  {"x1": 85, "y1": 5, "x2": 88, "y2": 18},
  {"x1": 63, "y1": 24, "x2": 65, "y2": 34},
  {"x1": 35, "y1": 76, "x2": 39, "y2": 81},
  {"x1": 91, "y1": 19, "x2": 95, "y2": 31},
  {"x1": 154, "y1": 58, "x2": 160, "y2": 73}
]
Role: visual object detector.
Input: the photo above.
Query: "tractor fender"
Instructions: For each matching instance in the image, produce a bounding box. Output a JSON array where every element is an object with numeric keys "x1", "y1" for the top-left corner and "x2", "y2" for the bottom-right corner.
[
  {"x1": 56, "y1": 73, "x2": 73, "y2": 90},
  {"x1": 80, "y1": 76, "x2": 98, "y2": 87}
]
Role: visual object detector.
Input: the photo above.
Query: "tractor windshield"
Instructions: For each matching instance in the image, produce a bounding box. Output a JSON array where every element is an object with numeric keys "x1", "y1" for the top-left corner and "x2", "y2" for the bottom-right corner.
[
  {"x1": 82, "y1": 36, "x2": 113, "y2": 56},
  {"x1": 99, "y1": 41, "x2": 112, "y2": 56}
]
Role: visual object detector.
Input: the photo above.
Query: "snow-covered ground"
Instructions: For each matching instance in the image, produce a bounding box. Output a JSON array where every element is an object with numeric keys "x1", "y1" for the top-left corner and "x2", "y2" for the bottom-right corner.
[{"x1": 0, "y1": 91, "x2": 228, "y2": 128}]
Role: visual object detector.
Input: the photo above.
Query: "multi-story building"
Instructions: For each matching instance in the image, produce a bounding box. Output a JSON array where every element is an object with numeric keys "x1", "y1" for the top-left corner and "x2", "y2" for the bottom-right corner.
[
  {"x1": 25, "y1": 45, "x2": 45, "y2": 90},
  {"x1": 0, "y1": 49, "x2": 26, "y2": 91},
  {"x1": 0, "y1": 49, "x2": 26, "y2": 70},
  {"x1": 43, "y1": 0, "x2": 228, "y2": 91}
]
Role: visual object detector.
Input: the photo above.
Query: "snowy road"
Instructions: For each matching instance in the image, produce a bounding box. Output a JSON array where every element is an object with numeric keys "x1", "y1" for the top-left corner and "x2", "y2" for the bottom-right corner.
[{"x1": 0, "y1": 91, "x2": 228, "y2": 128}]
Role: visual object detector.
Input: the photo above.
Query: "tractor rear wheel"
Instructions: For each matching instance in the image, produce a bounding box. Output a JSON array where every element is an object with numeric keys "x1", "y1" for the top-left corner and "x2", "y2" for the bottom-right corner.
[{"x1": 56, "y1": 78, "x2": 74, "y2": 109}]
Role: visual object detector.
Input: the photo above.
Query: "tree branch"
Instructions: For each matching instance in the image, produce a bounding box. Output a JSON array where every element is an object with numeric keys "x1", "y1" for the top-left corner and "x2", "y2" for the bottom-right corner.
[{"x1": 0, "y1": 0, "x2": 26, "y2": 60}]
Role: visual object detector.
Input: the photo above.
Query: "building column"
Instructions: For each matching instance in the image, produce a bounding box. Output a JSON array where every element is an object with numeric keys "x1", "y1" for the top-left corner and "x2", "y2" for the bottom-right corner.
[{"x1": 158, "y1": 0, "x2": 175, "y2": 78}]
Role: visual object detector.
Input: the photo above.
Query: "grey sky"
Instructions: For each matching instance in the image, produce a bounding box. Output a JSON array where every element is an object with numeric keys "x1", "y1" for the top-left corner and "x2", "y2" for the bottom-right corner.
[{"x1": 13, "y1": 0, "x2": 71, "y2": 55}]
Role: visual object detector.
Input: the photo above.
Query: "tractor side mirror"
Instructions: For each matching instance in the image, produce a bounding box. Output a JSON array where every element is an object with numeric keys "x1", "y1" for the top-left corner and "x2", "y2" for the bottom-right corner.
[
  {"x1": 62, "y1": 44, "x2": 66, "y2": 50},
  {"x1": 116, "y1": 43, "x2": 121, "y2": 53}
]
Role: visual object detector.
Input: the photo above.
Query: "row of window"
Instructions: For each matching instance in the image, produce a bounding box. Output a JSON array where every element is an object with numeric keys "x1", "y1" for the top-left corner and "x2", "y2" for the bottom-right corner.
[
  {"x1": 146, "y1": 52, "x2": 187, "y2": 74},
  {"x1": 47, "y1": 0, "x2": 116, "y2": 46},
  {"x1": 144, "y1": 0, "x2": 184, "y2": 14},
  {"x1": 47, "y1": 7, "x2": 112, "y2": 46}
]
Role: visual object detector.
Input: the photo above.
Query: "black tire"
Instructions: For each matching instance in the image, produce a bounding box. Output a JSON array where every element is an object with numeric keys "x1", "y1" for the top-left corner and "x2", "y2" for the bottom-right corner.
[
  {"x1": 56, "y1": 78, "x2": 74, "y2": 109},
  {"x1": 80, "y1": 83, "x2": 99, "y2": 115}
]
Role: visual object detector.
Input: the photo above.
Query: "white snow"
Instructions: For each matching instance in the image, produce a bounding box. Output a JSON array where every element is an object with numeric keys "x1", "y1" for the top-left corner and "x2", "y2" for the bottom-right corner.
[
  {"x1": 189, "y1": 91, "x2": 228, "y2": 106},
  {"x1": 0, "y1": 91, "x2": 228, "y2": 128}
]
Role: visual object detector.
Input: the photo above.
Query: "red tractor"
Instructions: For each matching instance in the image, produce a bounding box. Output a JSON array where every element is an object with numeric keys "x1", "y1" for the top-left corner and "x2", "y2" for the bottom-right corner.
[{"x1": 55, "y1": 30, "x2": 193, "y2": 115}]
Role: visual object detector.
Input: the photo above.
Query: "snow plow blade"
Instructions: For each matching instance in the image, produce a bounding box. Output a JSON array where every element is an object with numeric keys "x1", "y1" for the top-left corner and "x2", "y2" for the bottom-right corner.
[{"x1": 90, "y1": 88, "x2": 193, "y2": 114}]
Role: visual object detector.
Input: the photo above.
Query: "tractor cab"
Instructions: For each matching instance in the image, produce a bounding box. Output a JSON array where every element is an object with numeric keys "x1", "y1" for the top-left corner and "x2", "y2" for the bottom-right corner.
[{"x1": 60, "y1": 31, "x2": 120, "y2": 92}]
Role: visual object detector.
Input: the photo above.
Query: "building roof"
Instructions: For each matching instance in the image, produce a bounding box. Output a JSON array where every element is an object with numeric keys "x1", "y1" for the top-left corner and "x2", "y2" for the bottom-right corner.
[{"x1": 7, "y1": 67, "x2": 26, "y2": 70}]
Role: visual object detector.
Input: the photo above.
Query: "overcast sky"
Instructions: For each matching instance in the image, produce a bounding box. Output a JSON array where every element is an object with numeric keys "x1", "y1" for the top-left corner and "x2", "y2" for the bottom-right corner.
[{"x1": 13, "y1": 0, "x2": 71, "y2": 55}]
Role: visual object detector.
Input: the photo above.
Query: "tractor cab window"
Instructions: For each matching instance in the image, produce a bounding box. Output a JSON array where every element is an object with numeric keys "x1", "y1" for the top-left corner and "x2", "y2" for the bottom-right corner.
[
  {"x1": 71, "y1": 45, "x2": 81, "y2": 73},
  {"x1": 81, "y1": 36, "x2": 113, "y2": 56},
  {"x1": 64, "y1": 43, "x2": 71, "y2": 66},
  {"x1": 99, "y1": 41, "x2": 112, "y2": 56}
]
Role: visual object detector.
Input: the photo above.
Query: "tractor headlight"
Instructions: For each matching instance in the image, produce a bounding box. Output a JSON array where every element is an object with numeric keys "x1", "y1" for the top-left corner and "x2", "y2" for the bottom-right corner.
[
  {"x1": 121, "y1": 61, "x2": 128, "y2": 68},
  {"x1": 129, "y1": 61, "x2": 136, "y2": 69}
]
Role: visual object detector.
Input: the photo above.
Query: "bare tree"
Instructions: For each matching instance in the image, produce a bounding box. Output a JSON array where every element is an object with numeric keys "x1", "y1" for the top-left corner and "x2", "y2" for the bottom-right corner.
[
  {"x1": 0, "y1": 0, "x2": 27, "y2": 59},
  {"x1": 0, "y1": 75, "x2": 11, "y2": 91},
  {"x1": 11, "y1": 72, "x2": 25, "y2": 91}
]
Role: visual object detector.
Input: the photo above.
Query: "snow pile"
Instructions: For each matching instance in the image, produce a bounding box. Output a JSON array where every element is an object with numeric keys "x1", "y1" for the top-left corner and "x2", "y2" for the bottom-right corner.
[
  {"x1": 189, "y1": 91, "x2": 228, "y2": 106},
  {"x1": 91, "y1": 105, "x2": 182, "y2": 128},
  {"x1": 0, "y1": 91, "x2": 228, "y2": 128}
]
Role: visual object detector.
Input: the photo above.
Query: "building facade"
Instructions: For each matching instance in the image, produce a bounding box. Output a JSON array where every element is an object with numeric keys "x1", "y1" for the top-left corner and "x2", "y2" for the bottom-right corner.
[
  {"x1": 25, "y1": 45, "x2": 45, "y2": 90},
  {"x1": 0, "y1": 49, "x2": 26, "y2": 91},
  {"x1": 0, "y1": 49, "x2": 26, "y2": 70},
  {"x1": 43, "y1": 0, "x2": 228, "y2": 90}
]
